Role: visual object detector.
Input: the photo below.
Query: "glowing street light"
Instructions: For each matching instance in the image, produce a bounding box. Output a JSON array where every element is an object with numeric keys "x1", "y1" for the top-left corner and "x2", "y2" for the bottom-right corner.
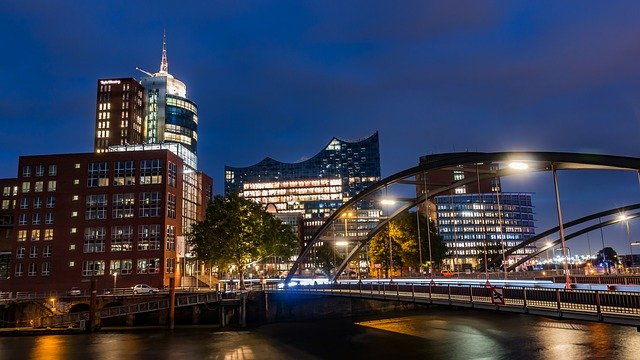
[
  {"x1": 619, "y1": 214, "x2": 634, "y2": 266},
  {"x1": 49, "y1": 298, "x2": 56, "y2": 312},
  {"x1": 112, "y1": 272, "x2": 118, "y2": 293},
  {"x1": 380, "y1": 189, "x2": 395, "y2": 279},
  {"x1": 508, "y1": 162, "x2": 529, "y2": 170}
]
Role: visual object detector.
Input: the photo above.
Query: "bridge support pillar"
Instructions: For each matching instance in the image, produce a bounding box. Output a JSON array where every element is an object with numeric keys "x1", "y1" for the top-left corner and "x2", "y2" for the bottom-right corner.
[{"x1": 192, "y1": 305, "x2": 201, "y2": 324}]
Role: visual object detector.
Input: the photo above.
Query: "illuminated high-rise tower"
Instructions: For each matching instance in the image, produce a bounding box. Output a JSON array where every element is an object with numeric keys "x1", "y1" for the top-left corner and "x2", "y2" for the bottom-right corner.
[{"x1": 138, "y1": 32, "x2": 199, "y2": 161}]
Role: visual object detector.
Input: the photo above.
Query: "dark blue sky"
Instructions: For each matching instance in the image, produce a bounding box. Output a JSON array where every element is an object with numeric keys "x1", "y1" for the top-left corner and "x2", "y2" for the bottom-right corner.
[{"x1": 2, "y1": 1, "x2": 640, "y2": 255}]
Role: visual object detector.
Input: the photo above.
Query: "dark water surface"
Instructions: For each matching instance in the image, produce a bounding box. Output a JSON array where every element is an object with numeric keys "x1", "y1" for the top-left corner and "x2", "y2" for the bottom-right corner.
[{"x1": 1, "y1": 308, "x2": 639, "y2": 359}]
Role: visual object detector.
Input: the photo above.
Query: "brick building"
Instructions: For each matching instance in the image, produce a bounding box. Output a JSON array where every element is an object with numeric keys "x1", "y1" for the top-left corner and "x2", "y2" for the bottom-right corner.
[{"x1": 5, "y1": 149, "x2": 194, "y2": 293}]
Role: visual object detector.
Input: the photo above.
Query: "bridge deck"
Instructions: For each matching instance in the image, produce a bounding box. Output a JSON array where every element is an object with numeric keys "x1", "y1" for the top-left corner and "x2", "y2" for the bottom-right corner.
[{"x1": 274, "y1": 282, "x2": 640, "y2": 327}]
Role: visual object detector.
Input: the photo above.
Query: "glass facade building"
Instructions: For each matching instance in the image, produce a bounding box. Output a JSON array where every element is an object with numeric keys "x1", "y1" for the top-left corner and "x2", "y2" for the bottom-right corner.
[
  {"x1": 225, "y1": 132, "x2": 381, "y2": 242},
  {"x1": 435, "y1": 192, "x2": 536, "y2": 270}
]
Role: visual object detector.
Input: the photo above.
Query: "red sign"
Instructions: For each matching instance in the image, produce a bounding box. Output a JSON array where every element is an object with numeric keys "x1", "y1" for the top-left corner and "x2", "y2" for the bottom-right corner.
[{"x1": 490, "y1": 287, "x2": 505, "y2": 305}]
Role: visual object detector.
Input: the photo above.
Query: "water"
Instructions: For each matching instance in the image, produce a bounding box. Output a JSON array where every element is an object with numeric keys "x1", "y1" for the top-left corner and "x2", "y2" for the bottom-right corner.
[{"x1": 1, "y1": 308, "x2": 638, "y2": 359}]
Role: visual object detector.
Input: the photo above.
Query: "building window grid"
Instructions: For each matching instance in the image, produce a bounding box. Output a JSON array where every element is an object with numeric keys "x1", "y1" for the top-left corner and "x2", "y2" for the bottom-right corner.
[
  {"x1": 112, "y1": 193, "x2": 135, "y2": 218},
  {"x1": 84, "y1": 227, "x2": 106, "y2": 253},
  {"x1": 82, "y1": 260, "x2": 105, "y2": 276},
  {"x1": 166, "y1": 225, "x2": 176, "y2": 251},
  {"x1": 85, "y1": 194, "x2": 107, "y2": 220},
  {"x1": 88, "y1": 162, "x2": 109, "y2": 187},
  {"x1": 111, "y1": 225, "x2": 133, "y2": 252},
  {"x1": 140, "y1": 159, "x2": 162, "y2": 185},
  {"x1": 138, "y1": 225, "x2": 161, "y2": 251},
  {"x1": 139, "y1": 192, "x2": 162, "y2": 217}
]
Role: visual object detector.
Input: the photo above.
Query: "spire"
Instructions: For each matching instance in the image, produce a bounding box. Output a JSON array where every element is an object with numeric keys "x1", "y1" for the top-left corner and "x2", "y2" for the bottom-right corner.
[{"x1": 159, "y1": 30, "x2": 168, "y2": 74}]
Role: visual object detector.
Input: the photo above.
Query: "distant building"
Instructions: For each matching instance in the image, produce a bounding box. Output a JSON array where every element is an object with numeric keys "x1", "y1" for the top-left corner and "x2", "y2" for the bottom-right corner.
[
  {"x1": 96, "y1": 34, "x2": 209, "y2": 283},
  {"x1": 435, "y1": 192, "x2": 536, "y2": 270},
  {"x1": 94, "y1": 78, "x2": 145, "y2": 153},
  {"x1": 5, "y1": 149, "x2": 202, "y2": 293},
  {"x1": 0, "y1": 179, "x2": 19, "y2": 279},
  {"x1": 225, "y1": 132, "x2": 381, "y2": 244}
]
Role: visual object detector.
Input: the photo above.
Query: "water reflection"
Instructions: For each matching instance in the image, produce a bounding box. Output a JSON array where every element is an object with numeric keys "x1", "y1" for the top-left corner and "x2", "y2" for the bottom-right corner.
[{"x1": 1, "y1": 309, "x2": 638, "y2": 360}]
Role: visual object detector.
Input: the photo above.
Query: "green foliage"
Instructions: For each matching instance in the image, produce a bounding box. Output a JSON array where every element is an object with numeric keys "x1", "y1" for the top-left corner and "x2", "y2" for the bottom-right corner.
[
  {"x1": 314, "y1": 242, "x2": 345, "y2": 277},
  {"x1": 369, "y1": 211, "x2": 447, "y2": 275},
  {"x1": 187, "y1": 193, "x2": 298, "y2": 285},
  {"x1": 595, "y1": 247, "x2": 620, "y2": 268}
]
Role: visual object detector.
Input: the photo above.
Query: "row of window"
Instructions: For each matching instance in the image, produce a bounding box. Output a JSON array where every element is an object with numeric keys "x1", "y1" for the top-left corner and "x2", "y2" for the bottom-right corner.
[
  {"x1": 83, "y1": 225, "x2": 176, "y2": 252},
  {"x1": 13, "y1": 258, "x2": 167, "y2": 277},
  {"x1": 20, "y1": 181, "x2": 56, "y2": 193},
  {"x1": 17, "y1": 229, "x2": 54, "y2": 241},
  {"x1": 22, "y1": 165, "x2": 57, "y2": 177},
  {"x1": 16, "y1": 244, "x2": 52, "y2": 259},
  {"x1": 17, "y1": 213, "x2": 54, "y2": 225}
]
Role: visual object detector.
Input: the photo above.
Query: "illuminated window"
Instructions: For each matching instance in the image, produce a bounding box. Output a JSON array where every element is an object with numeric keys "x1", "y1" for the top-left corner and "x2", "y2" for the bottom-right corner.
[
  {"x1": 138, "y1": 225, "x2": 161, "y2": 250},
  {"x1": 111, "y1": 225, "x2": 133, "y2": 252},
  {"x1": 44, "y1": 229, "x2": 53, "y2": 240},
  {"x1": 82, "y1": 260, "x2": 105, "y2": 276},
  {"x1": 84, "y1": 227, "x2": 106, "y2": 253},
  {"x1": 21, "y1": 182, "x2": 30, "y2": 193},
  {"x1": 47, "y1": 181, "x2": 56, "y2": 192},
  {"x1": 71, "y1": 227, "x2": 77, "y2": 234},
  {"x1": 17, "y1": 230, "x2": 27, "y2": 241}
]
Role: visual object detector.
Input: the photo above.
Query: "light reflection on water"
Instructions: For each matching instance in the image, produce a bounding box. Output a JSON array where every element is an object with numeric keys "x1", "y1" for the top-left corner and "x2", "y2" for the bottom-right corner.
[{"x1": 1, "y1": 309, "x2": 639, "y2": 360}]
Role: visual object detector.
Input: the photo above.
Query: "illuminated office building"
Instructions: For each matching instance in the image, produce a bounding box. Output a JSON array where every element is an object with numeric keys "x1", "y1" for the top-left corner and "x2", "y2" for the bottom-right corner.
[
  {"x1": 225, "y1": 132, "x2": 381, "y2": 243},
  {"x1": 435, "y1": 192, "x2": 536, "y2": 270}
]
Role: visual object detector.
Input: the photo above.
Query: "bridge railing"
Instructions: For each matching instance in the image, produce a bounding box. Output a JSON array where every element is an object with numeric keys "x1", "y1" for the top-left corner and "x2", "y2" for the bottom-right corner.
[{"x1": 282, "y1": 282, "x2": 640, "y2": 323}]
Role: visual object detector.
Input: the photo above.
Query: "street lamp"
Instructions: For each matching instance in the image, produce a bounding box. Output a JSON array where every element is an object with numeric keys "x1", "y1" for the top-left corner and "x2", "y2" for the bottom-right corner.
[
  {"x1": 112, "y1": 272, "x2": 118, "y2": 293},
  {"x1": 50, "y1": 298, "x2": 56, "y2": 312},
  {"x1": 620, "y1": 214, "x2": 633, "y2": 267},
  {"x1": 381, "y1": 195, "x2": 396, "y2": 279}
]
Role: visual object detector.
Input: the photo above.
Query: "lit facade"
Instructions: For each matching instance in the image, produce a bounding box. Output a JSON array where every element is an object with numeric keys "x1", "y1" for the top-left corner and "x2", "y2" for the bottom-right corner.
[
  {"x1": 225, "y1": 132, "x2": 381, "y2": 243},
  {"x1": 6, "y1": 150, "x2": 190, "y2": 293},
  {"x1": 435, "y1": 192, "x2": 536, "y2": 270},
  {"x1": 94, "y1": 78, "x2": 145, "y2": 153}
]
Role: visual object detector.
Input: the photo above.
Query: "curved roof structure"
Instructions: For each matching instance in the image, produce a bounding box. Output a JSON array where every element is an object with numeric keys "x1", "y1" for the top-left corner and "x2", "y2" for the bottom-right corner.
[{"x1": 224, "y1": 132, "x2": 380, "y2": 196}]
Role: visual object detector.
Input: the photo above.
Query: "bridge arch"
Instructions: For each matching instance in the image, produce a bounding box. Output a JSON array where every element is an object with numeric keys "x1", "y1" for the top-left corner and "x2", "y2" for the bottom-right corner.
[{"x1": 286, "y1": 152, "x2": 640, "y2": 283}]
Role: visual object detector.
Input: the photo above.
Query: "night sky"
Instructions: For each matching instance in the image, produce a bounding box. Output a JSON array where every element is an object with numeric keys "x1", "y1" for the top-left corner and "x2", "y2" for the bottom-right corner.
[{"x1": 2, "y1": 1, "x2": 640, "y2": 256}]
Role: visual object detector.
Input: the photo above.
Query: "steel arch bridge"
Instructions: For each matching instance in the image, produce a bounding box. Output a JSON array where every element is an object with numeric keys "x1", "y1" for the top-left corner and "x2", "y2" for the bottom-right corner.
[{"x1": 285, "y1": 152, "x2": 640, "y2": 284}]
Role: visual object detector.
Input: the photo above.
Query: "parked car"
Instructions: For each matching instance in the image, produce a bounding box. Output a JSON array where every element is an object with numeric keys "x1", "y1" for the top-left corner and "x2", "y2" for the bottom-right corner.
[
  {"x1": 67, "y1": 287, "x2": 82, "y2": 296},
  {"x1": 132, "y1": 284, "x2": 159, "y2": 294}
]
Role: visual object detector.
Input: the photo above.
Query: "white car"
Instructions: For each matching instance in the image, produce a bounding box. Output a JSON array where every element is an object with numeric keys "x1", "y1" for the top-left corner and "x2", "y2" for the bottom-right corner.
[{"x1": 132, "y1": 284, "x2": 159, "y2": 294}]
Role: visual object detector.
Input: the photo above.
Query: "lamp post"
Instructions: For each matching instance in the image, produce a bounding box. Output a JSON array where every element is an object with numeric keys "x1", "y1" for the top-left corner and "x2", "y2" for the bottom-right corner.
[
  {"x1": 381, "y1": 192, "x2": 396, "y2": 279},
  {"x1": 50, "y1": 298, "x2": 56, "y2": 313},
  {"x1": 551, "y1": 164, "x2": 572, "y2": 288},
  {"x1": 112, "y1": 272, "x2": 118, "y2": 293},
  {"x1": 620, "y1": 215, "x2": 633, "y2": 267},
  {"x1": 422, "y1": 172, "x2": 434, "y2": 278}
]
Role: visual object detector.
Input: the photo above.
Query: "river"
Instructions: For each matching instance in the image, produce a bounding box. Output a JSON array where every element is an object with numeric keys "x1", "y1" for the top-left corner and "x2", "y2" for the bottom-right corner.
[{"x1": 1, "y1": 308, "x2": 638, "y2": 359}]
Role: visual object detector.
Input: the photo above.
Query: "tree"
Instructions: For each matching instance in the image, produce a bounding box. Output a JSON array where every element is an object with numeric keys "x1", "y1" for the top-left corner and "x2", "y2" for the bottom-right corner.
[
  {"x1": 369, "y1": 226, "x2": 403, "y2": 277},
  {"x1": 397, "y1": 212, "x2": 447, "y2": 273},
  {"x1": 314, "y1": 242, "x2": 345, "y2": 277},
  {"x1": 370, "y1": 211, "x2": 447, "y2": 277},
  {"x1": 187, "y1": 193, "x2": 298, "y2": 287},
  {"x1": 595, "y1": 247, "x2": 620, "y2": 271}
]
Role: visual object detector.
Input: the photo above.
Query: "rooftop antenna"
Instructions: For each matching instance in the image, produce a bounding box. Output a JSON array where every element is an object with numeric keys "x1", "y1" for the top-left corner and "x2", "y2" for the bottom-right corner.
[{"x1": 159, "y1": 30, "x2": 168, "y2": 74}]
